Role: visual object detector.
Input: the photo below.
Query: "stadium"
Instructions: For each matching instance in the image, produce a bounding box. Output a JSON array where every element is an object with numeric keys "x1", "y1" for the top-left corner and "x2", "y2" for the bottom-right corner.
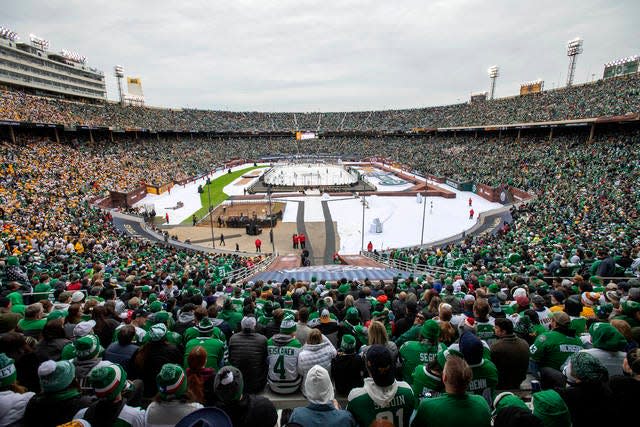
[{"x1": 0, "y1": 5, "x2": 639, "y2": 427}]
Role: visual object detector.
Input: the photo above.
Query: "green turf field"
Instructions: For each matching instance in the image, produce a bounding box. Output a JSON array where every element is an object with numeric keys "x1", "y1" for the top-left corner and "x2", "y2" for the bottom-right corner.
[{"x1": 182, "y1": 166, "x2": 266, "y2": 224}]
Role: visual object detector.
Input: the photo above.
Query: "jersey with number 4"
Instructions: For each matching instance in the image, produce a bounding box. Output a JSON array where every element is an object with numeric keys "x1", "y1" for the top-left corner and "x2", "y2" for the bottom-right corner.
[
  {"x1": 347, "y1": 379, "x2": 416, "y2": 427},
  {"x1": 267, "y1": 335, "x2": 302, "y2": 394}
]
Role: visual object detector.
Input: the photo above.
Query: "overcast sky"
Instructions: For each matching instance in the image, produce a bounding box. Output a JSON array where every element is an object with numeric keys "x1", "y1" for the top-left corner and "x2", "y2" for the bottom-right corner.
[{"x1": 5, "y1": 0, "x2": 638, "y2": 111}]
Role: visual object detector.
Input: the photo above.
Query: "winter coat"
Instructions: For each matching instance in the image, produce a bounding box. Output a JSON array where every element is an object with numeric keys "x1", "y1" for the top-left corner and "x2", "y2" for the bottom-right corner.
[
  {"x1": 332, "y1": 352, "x2": 365, "y2": 396},
  {"x1": 298, "y1": 336, "x2": 337, "y2": 395},
  {"x1": 354, "y1": 299, "x2": 371, "y2": 322},
  {"x1": 173, "y1": 311, "x2": 195, "y2": 336},
  {"x1": 23, "y1": 391, "x2": 94, "y2": 427},
  {"x1": 0, "y1": 390, "x2": 35, "y2": 427},
  {"x1": 132, "y1": 341, "x2": 182, "y2": 397},
  {"x1": 215, "y1": 394, "x2": 278, "y2": 427},
  {"x1": 144, "y1": 401, "x2": 203, "y2": 427},
  {"x1": 34, "y1": 337, "x2": 70, "y2": 362},
  {"x1": 228, "y1": 329, "x2": 268, "y2": 394},
  {"x1": 290, "y1": 403, "x2": 356, "y2": 427},
  {"x1": 490, "y1": 333, "x2": 530, "y2": 389},
  {"x1": 104, "y1": 342, "x2": 139, "y2": 375}
]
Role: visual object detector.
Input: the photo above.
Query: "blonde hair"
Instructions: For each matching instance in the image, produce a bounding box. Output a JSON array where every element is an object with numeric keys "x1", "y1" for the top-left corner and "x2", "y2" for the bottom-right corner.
[
  {"x1": 344, "y1": 295, "x2": 355, "y2": 308},
  {"x1": 443, "y1": 356, "x2": 472, "y2": 394},
  {"x1": 307, "y1": 329, "x2": 323, "y2": 345},
  {"x1": 367, "y1": 320, "x2": 388, "y2": 346}
]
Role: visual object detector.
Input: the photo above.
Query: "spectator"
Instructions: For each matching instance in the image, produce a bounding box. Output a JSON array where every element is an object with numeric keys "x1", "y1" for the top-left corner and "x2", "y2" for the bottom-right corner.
[
  {"x1": 0, "y1": 353, "x2": 34, "y2": 427},
  {"x1": 145, "y1": 363, "x2": 203, "y2": 427},
  {"x1": 347, "y1": 344, "x2": 416, "y2": 427},
  {"x1": 490, "y1": 317, "x2": 530, "y2": 389},
  {"x1": 289, "y1": 365, "x2": 355, "y2": 427},
  {"x1": 332, "y1": 334, "x2": 365, "y2": 396},
  {"x1": 411, "y1": 355, "x2": 491, "y2": 427},
  {"x1": 228, "y1": 315, "x2": 268, "y2": 394},
  {"x1": 104, "y1": 325, "x2": 139, "y2": 375},
  {"x1": 266, "y1": 313, "x2": 302, "y2": 394},
  {"x1": 23, "y1": 360, "x2": 93, "y2": 427},
  {"x1": 212, "y1": 366, "x2": 277, "y2": 427},
  {"x1": 297, "y1": 329, "x2": 337, "y2": 396}
]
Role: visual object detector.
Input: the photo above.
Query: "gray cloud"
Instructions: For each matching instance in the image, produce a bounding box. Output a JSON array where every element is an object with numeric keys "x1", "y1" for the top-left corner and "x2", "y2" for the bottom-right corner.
[{"x1": 4, "y1": 0, "x2": 638, "y2": 111}]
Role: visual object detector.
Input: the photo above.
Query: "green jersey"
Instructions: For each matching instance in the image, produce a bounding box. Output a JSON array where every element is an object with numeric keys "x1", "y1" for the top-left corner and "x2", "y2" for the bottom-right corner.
[
  {"x1": 17, "y1": 318, "x2": 46, "y2": 333},
  {"x1": 475, "y1": 320, "x2": 496, "y2": 346},
  {"x1": 183, "y1": 325, "x2": 225, "y2": 344},
  {"x1": 468, "y1": 359, "x2": 498, "y2": 396},
  {"x1": 410, "y1": 392, "x2": 491, "y2": 427},
  {"x1": 530, "y1": 330, "x2": 583, "y2": 371},
  {"x1": 399, "y1": 340, "x2": 447, "y2": 384},
  {"x1": 347, "y1": 379, "x2": 416, "y2": 427},
  {"x1": 184, "y1": 336, "x2": 225, "y2": 369},
  {"x1": 411, "y1": 365, "x2": 444, "y2": 400}
]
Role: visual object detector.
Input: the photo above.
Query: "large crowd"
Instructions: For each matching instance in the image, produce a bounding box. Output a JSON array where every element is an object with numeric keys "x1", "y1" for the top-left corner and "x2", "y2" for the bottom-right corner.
[
  {"x1": 0, "y1": 76, "x2": 639, "y2": 426},
  {"x1": 1, "y1": 73, "x2": 638, "y2": 132}
]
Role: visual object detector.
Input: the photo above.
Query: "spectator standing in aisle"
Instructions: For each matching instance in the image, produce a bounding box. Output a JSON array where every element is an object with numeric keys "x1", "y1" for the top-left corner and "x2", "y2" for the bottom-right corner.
[
  {"x1": 299, "y1": 233, "x2": 306, "y2": 249},
  {"x1": 255, "y1": 238, "x2": 261, "y2": 252}
]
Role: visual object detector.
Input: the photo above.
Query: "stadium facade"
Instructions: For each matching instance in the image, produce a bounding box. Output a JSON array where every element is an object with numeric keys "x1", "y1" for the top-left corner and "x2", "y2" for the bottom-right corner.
[{"x1": 0, "y1": 36, "x2": 106, "y2": 100}]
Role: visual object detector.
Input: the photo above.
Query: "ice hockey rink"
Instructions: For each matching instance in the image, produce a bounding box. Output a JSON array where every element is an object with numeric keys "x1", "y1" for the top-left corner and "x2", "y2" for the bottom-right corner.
[{"x1": 134, "y1": 162, "x2": 504, "y2": 252}]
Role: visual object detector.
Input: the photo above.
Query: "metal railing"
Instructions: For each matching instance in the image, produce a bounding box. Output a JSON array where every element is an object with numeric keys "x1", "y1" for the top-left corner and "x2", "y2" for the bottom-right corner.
[{"x1": 361, "y1": 251, "x2": 449, "y2": 277}]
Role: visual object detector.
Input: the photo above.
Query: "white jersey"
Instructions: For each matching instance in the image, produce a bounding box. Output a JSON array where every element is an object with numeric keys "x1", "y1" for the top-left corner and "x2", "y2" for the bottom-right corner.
[{"x1": 267, "y1": 336, "x2": 302, "y2": 394}]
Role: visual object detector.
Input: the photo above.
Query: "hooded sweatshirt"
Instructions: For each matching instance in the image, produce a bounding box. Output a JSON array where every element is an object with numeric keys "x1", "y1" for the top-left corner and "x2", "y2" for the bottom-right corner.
[
  {"x1": 582, "y1": 322, "x2": 627, "y2": 376},
  {"x1": 347, "y1": 378, "x2": 415, "y2": 427},
  {"x1": 0, "y1": 390, "x2": 35, "y2": 426}
]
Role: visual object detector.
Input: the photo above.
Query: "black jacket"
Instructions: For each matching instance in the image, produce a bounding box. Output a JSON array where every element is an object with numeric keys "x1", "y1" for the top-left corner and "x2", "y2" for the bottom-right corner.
[
  {"x1": 131, "y1": 340, "x2": 182, "y2": 397},
  {"x1": 23, "y1": 392, "x2": 94, "y2": 427},
  {"x1": 213, "y1": 394, "x2": 277, "y2": 427},
  {"x1": 331, "y1": 352, "x2": 365, "y2": 396},
  {"x1": 228, "y1": 329, "x2": 268, "y2": 394},
  {"x1": 490, "y1": 333, "x2": 530, "y2": 389}
]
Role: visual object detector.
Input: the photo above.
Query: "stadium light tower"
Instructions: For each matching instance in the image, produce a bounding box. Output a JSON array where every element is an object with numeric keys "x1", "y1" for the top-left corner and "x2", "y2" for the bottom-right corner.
[
  {"x1": 114, "y1": 65, "x2": 125, "y2": 107},
  {"x1": 566, "y1": 37, "x2": 583, "y2": 87},
  {"x1": 488, "y1": 66, "x2": 499, "y2": 100}
]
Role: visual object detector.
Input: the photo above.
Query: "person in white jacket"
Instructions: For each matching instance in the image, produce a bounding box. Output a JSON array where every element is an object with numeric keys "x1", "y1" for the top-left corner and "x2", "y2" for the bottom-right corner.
[
  {"x1": 0, "y1": 353, "x2": 34, "y2": 427},
  {"x1": 297, "y1": 329, "x2": 337, "y2": 396}
]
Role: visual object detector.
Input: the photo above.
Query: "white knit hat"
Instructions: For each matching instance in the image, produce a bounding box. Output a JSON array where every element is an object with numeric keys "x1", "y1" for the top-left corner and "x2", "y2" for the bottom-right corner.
[{"x1": 304, "y1": 365, "x2": 334, "y2": 405}]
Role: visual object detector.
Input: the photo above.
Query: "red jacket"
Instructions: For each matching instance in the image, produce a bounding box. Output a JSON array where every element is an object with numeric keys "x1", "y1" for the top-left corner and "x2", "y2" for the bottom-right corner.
[{"x1": 255, "y1": 239, "x2": 261, "y2": 247}]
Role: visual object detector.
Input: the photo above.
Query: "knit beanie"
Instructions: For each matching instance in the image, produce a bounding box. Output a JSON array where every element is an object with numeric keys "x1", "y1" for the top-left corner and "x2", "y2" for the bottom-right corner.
[
  {"x1": 195, "y1": 318, "x2": 214, "y2": 336},
  {"x1": 280, "y1": 313, "x2": 296, "y2": 334},
  {"x1": 493, "y1": 391, "x2": 529, "y2": 416},
  {"x1": 532, "y1": 390, "x2": 571, "y2": 427},
  {"x1": 564, "y1": 351, "x2": 608, "y2": 383},
  {"x1": 0, "y1": 353, "x2": 16, "y2": 387},
  {"x1": 581, "y1": 292, "x2": 600, "y2": 307},
  {"x1": 345, "y1": 307, "x2": 360, "y2": 323},
  {"x1": 74, "y1": 335, "x2": 102, "y2": 360},
  {"x1": 89, "y1": 363, "x2": 127, "y2": 400},
  {"x1": 304, "y1": 365, "x2": 334, "y2": 405},
  {"x1": 149, "y1": 323, "x2": 168, "y2": 341},
  {"x1": 589, "y1": 322, "x2": 627, "y2": 352},
  {"x1": 157, "y1": 363, "x2": 187, "y2": 398},
  {"x1": 38, "y1": 360, "x2": 75, "y2": 393},
  {"x1": 214, "y1": 366, "x2": 244, "y2": 404},
  {"x1": 420, "y1": 319, "x2": 441, "y2": 341},
  {"x1": 459, "y1": 331, "x2": 483, "y2": 366},
  {"x1": 340, "y1": 334, "x2": 356, "y2": 353},
  {"x1": 149, "y1": 301, "x2": 163, "y2": 313}
]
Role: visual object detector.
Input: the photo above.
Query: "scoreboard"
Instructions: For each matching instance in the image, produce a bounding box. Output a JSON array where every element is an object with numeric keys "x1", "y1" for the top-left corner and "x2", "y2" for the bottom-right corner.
[
  {"x1": 603, "y1": 56, "x2": 639, "y2": 79},
  {"x1": 520, "y1": 80, "x2": 544, "y2": 96}
]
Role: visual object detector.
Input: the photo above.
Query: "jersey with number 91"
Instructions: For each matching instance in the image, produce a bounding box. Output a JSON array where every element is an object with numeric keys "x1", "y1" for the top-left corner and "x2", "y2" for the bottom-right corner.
[{"x1": 347, "y1": 380, "x2": 416, "y2": 427}]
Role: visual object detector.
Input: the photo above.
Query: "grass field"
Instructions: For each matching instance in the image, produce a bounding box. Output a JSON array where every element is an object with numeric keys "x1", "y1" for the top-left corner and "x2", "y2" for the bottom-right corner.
[{"x1": 181, "y1": 166, "x2": 266, "y2": 224}]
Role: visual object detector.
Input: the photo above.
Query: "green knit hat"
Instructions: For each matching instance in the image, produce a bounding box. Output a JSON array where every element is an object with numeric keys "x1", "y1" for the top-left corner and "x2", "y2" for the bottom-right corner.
[
  {"x1": 0, "y1": 353, "x2": 17, "y2": 387},
  {"x1": 532, "y1": 390, "x2": 571, "y2": 427},
  {"x1": 589, "y1": 322, "x2": 627, "y2": 352},
  {"x1": 74, "y1": 335, "x2": 102, "y2": 360},
  {"x1": 340, "y1": 334, "x2": 356, "y2": 353},
  {"x1": 6, "y1": 256, "x2": 19, "y2": 266},
  {"x1": 89, "y1": 363, "x2": 128, "y2": 400},
  {"x1": 345, "y1": 307, "x2": 360, "y2": 323},
  {"x1": 149, "y1": 323, "x2": 168, "y2": 341},
  {"x1": 38, "y1": 360, "x2": 75, "y2": 393},
  {"x1": 195, "y1": 318, "x2": 214, "y2": 336},
  {"x1": 157, "y1": 363, "x2": 187, "y2": 398},
  {"x1": 149, "y1": 301, "x2": 163, "y2": 313},
  {"x1": 338, "y1": 283, "x2": 350, "y2": 295},
  {"x1": 280, "y1": 313, "x2": 296, "y2": 334},
  {"x1": 493, "y1": 391, "x2": 529, "y2": 417},
  {"x1": 420, "y1": 319, "x2": 441, "y2": 341},
  {"x1": 565, "y1": 351, "x2": 608, "y2": 383}
]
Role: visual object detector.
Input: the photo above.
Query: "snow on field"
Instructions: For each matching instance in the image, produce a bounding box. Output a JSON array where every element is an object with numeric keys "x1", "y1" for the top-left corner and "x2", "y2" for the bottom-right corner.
[
  {"x1": 133, "y1": 162, "x2": 503, "y2": 251},
  {"x1": 133, "y1": 163, "x2": 260, "y2": 224}
]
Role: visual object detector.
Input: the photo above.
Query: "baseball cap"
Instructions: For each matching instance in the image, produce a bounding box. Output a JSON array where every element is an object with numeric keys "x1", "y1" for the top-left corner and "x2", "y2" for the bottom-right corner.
[{"x1": 365, "y1": 344, "x2": 395, "y2": 387}]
